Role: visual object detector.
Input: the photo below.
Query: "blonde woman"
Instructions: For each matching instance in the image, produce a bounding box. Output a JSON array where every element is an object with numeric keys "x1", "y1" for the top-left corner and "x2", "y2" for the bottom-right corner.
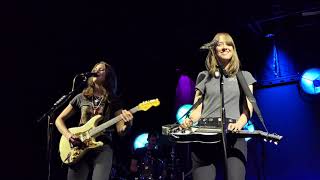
[{"x1": 181, "y1": 32, "x2": 256, "y2": 180}]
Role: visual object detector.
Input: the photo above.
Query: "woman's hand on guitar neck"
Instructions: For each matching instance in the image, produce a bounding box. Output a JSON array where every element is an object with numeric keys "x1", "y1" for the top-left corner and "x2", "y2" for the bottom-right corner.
[
  {"x1": 120, "y1": 109, "x2": 134, "y2": 123},
  {"x1": 180, "y1": 118, "x2": 193, "y2": 129},
  {"x1": 117, "y1": 109, "x2": 134, "y2": 135}
]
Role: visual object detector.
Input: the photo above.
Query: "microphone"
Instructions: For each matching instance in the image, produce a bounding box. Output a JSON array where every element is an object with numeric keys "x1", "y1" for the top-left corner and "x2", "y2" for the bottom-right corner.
[
  {"x1": 200, "y1": 40, "x2": 218, "y2": 50},
  {"x1": 79, "y1": 72, "x2": 98, "y2": 77}
]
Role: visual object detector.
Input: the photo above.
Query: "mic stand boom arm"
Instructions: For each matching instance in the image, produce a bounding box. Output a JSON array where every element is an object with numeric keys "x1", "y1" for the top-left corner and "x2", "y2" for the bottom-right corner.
[{"x1": 37, "y1": 75, "x2": 87, "y2": 180}]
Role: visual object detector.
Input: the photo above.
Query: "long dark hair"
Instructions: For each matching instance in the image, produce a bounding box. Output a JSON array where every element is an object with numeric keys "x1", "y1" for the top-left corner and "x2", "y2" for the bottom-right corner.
[{"x1": 82, "y1": 61, "x2": 118, "y2": 101}]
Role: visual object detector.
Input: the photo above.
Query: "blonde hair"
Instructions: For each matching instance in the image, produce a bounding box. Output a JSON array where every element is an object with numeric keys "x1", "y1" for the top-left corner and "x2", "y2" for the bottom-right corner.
[{"x1": 205, "y1": 32, "x2": 240, "y2": 77}]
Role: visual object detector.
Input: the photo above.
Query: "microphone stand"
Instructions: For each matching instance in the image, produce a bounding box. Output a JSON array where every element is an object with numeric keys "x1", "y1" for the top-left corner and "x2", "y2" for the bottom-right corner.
[
  {"x1": 210, "y1": 49, "x2": 229, "y2": 180},
  {"x1": 218, "y1": 67, "x2": 229, "y2": 180},
  {"x1": 37, "y1": 74, "x2": 87, "y2": 180}
]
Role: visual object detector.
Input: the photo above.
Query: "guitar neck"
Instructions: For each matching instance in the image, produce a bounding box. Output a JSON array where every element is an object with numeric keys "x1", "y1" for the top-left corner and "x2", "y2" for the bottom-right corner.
[
  {"x1": 193, "y1": 128, "x2": 266, "y2": 138},
  {"x1": 189, "y1": 127, "x2": 281, "y2": 141},
  {"x1": 90, "y1": 106, "x2": 139, "y2": 137},
  {"x1": 234, "y1": 130, "x2": 261, "y2": 138}
]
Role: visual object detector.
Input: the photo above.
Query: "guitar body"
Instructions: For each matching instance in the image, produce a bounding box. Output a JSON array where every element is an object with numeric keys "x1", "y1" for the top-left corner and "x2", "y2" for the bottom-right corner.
[
  {"x1": 58, "y1": 99, "x2": 160, "y2": 165},
  {"x1": 170, "y1": 131, "x2": 222, "y2": 144},
  {"x1": 59, "y1": 115, "x2": 104, "y2": 165},
  {"x1": 162, "y1": 124, "x2": 283, "y2": 144}
]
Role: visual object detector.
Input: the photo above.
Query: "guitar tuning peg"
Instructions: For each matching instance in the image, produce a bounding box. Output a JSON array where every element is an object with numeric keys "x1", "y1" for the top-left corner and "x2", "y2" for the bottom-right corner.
[
  {"x1": 274, "y1": 142, "x2": 278, "y2": 145},
  {"x1": 269, "y1": 140, "x2": 272, "y2": 143},
  {"x1": 264, "y1": 139, "x2": 267, "y2": 142}
]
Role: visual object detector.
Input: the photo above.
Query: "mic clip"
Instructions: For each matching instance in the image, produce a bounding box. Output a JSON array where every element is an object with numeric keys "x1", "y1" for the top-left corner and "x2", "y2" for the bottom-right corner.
[
  {"x1": 200, "y1": 40, "x2": 218, "y2": 50},
  {"x1": 79, "y1": 72, "x2": 98, "y2": 78}
]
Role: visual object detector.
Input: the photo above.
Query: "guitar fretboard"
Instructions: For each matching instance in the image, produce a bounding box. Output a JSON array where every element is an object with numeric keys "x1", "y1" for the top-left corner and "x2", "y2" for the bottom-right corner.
[
  {"x1": 89, "y1": 106, "x2": 139, "y2": 137},
  {"x1": 162, "y1": 124, "x2": 282, "y2": 142}
]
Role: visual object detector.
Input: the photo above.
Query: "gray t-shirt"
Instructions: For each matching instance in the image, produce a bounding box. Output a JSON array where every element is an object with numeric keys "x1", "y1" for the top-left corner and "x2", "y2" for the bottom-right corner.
[
  {"x1": 70, "y1": 93, "x2": 123, "y2": 126},
  {"x1": 195, "y1": 70, "x2": 256, "y2": 120}
]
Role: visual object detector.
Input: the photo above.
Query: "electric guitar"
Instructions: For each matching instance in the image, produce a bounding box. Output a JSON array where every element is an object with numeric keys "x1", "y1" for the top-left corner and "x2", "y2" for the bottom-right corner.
[
  {"x1": 162, "y1": 124, "x2": 283, "y2": 145},
  {"x1": 59, "y1": 99, "x2": 160, "y2": 165}
]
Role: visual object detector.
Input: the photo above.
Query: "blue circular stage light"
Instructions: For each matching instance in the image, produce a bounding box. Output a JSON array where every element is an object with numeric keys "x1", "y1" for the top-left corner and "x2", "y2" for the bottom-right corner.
[
  {"x1": 133, "y1": 133, "x2": 148, "y2": 150},
  {"x1": 300, "y1": 68, "x2": 320, "y2": 95},
  {"x1": 176, "y1": 104, "x2": 193, "y2": 124}
]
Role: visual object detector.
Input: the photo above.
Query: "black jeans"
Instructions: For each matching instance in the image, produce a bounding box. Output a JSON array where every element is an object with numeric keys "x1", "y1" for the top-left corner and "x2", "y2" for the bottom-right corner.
[
  {"x1": 67, "y1": 144, "x2": 113, "y2": 180},
  {"x1": 191, "y1": 138, "x2": 247, "y2": 180}
]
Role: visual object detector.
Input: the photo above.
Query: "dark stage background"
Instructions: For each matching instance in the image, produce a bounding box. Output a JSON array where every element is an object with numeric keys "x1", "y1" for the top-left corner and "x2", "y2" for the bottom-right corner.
[{"x1": 4, "y1": 0, "x2": 320, "y2": 179}]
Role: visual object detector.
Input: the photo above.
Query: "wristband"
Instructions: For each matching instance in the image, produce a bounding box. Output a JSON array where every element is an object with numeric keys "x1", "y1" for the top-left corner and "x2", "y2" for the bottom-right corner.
[
  {"x1": 187, "y1": 118, "x2": 193, "y2": 127},
  {"x1": 241, "y1": 113, "x2": 249, "y2": 119}
]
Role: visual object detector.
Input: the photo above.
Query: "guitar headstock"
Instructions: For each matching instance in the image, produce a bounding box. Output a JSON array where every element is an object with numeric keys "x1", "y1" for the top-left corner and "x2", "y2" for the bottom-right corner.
[
  {"x1": 264, "y1": 133, "x2": 283, "y2": 145},
  {"x1": 257, "y1": 130, "x2": 283, "y2": 145},
  {"x1": 138, "y1": 98, "x2": 160, "y2": 111}
]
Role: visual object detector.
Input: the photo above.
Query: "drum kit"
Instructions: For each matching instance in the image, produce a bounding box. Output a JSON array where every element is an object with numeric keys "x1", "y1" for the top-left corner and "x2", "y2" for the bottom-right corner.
[
  {"x1": 110, "y1": 145, "x2": 184, "y2": 180},
  {"x1": 134, "y1": 146, "x2": 184, "y2": 180},
  {"x1": 136, "y1": 153, "x2": 166, "y2": 180}
]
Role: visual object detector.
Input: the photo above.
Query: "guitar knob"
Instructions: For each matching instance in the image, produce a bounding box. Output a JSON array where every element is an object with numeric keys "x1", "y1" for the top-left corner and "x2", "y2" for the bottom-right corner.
[
  {"x1": 263, "y1": 139, "x2": 267, "y2": 142},
  {"x1": 269, "y1": 140, "x2": 272, "y2": 143},
  {"x1": 274, "y1": 142, "x2": 278, "y2": 145}
]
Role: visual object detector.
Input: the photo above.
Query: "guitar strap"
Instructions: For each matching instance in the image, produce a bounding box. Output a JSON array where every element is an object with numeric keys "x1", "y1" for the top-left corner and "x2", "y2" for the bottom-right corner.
[
  {"x1": 236, "y1": 71, "x2": 268, "y2": 132},
  {"x1": 178, "y1": 73, "x2": 209, "y2": 122}
]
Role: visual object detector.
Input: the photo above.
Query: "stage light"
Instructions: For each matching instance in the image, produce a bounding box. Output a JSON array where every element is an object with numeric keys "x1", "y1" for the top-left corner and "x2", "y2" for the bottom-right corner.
[
  {"x1": 265, "y1": 33, "x2": 275, "y2": 38},
  {"x1": 176, "y1": 104, "x2": 192, "y2": 124},
  {"x1": 133, "y1": 133, "x2": 148, "y2": 150},
  {"x1": 243, "y1": 120, "x2": 255, "y2": 142},
  {"x1": 300, "y1": 68, "x2": 320, "y2": 95}
]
